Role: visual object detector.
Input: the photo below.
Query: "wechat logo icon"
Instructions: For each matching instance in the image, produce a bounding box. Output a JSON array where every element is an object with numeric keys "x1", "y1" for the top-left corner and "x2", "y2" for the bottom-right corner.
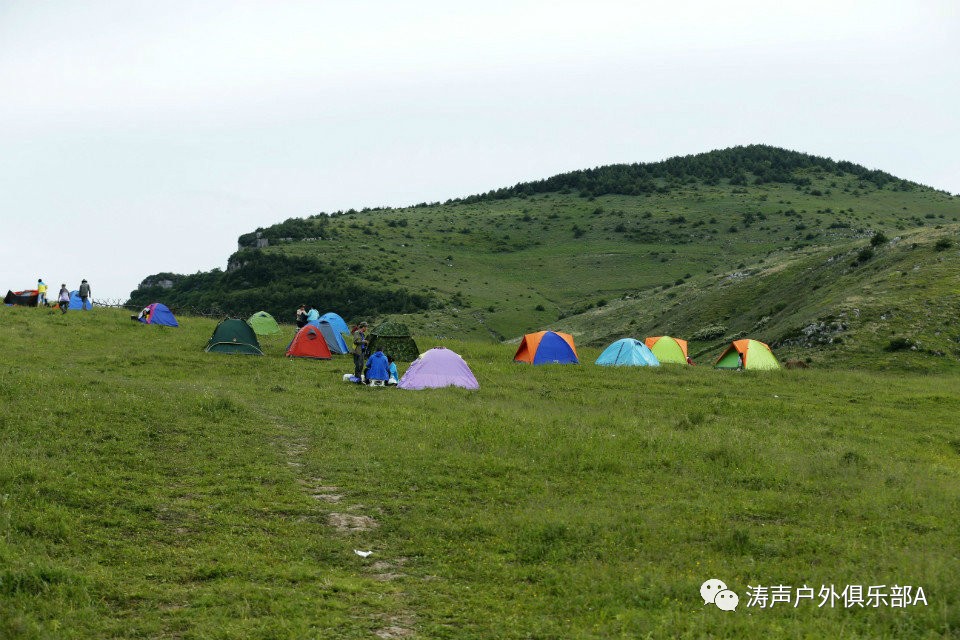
[{"x1": 701, "y1": 578, "x2": 739, "y2": 611}]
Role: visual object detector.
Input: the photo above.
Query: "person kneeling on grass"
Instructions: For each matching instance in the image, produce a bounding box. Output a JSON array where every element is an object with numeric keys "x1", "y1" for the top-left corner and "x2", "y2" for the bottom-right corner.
[
  {"x1": 387, "y1": 356, "x2": 399, "y2": 385},
  {"x1": 365, "y1": 348, "x2": 390, "y2": 386}
]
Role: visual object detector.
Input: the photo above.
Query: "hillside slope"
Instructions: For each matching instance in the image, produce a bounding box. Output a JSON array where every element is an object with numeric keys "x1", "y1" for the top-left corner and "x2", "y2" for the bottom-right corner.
[{"x1": 129, "y1": 145, "x2": 960, "y2": 366}]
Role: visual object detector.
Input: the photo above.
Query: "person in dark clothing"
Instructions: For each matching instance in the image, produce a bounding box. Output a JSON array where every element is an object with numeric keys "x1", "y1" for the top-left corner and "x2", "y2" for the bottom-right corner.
[
  {"x1": 78, "y1": 279, "x2": 91, "y2": 310},
  {"x1": 351, "y1": 321, "x2": 368, "y2": 380},
  {"x1": 295, "y1": 305, "x2": 307, "y2": 328}
]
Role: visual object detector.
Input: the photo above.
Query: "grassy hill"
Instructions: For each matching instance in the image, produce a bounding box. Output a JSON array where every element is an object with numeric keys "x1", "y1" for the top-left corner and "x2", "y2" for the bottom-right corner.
[
  {"x1": 2, "y1": 306, "x2": 959, "y2": 638},
  {"x1": 129, "y1": 145, "x2": 960, "y2": 367}
]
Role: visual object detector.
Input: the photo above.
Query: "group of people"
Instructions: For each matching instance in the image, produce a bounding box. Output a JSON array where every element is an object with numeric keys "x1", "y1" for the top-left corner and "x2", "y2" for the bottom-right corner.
[
  {"x1": 36, "y1": 278, "x2": 92, "y2": 314},
  {"x1": 294, "y1": 304, "x2": 320, "y2": 328},
  {"x1": 295, "y1": 307, "x2": 399, "y2": 385},
  {"x1": 350, "y1": 321, "x2": 398, "y2": 385}
]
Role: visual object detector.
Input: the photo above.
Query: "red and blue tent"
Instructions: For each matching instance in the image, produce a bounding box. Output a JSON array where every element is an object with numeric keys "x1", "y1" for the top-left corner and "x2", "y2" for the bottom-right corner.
[{"x1": 139, "y1": 303, "x2": 179, "y2": 327}]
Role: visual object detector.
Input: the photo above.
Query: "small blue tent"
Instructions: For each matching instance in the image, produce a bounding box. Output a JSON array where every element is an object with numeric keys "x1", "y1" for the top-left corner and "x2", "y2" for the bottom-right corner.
[
  {"x1": 313, "y1": 312, "x2": 350, "y2": 354},
  {"x1": 311, "y1": 320, "x2": 350, "y2": 354},
  {"x1": 318, "y1": 312, "x2": 350, "y2": 337},
  {"x1": 68, "y1": 290, "x2": 93, "y2": 310},
  {"x1": 139, "y1": 302, "x2": 179, "y2": 327},
  {"x1": 595, "y1": 338, "x2": 660, "y2": 367}
]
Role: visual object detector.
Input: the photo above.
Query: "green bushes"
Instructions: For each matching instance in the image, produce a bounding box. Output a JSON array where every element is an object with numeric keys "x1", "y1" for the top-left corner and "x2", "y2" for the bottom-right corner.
[{"x1": 691, "y1": 325, "x2": 727, "y2": 341}]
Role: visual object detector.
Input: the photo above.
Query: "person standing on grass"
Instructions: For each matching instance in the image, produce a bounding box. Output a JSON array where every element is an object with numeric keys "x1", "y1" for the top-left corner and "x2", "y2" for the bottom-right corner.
[
  {"x1": 57, "y1": 284, "x2": 70, "y2": 314},
  {"x1": 352, "y1": 321, "x2": 368, "y2": 380},
  {"x1": 295, "y1": 304, "x2": 307, "y2": 328},
  {"x1": 306, "y1": 305, "x2": 319, "y2": 324},
  {"x1": 78, "y1": 279, "x2": 91, "y2": 310},
  {"x1": 37, "y1": 279, "x2": 48, "y2": 306}
]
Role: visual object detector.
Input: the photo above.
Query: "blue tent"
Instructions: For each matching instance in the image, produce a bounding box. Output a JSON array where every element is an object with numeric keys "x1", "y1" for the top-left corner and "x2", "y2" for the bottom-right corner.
[
  {"x1": 313, "y1": 312, "x2": 350, "y2": 354},
  {"x1": 139, "y1": 302, "x2": 179, "y2": 327},
  {"x1": 595, "y1": 338, "x2": 660, "y2": 367},
  {"x1": 311, "y1": 320, "x2": 349, "y2": 354},
  {"x1": 318, "y1": 312, "x2": 350, "y2": 337},
  {"x1": 68, "y1": 290, "x2": 93, "y2": 310}
]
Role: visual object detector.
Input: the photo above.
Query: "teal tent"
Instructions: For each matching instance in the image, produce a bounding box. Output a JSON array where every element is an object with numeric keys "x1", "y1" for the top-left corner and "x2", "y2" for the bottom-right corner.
[{"x1": 595, "y1": 338, "x2": 660, "y2": 366}]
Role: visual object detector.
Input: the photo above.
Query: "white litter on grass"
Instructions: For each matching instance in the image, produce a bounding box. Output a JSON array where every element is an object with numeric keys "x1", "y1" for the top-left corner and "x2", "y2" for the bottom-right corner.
[{"x1": 354, "y1": 549, "x2": 373, "y2": 558}]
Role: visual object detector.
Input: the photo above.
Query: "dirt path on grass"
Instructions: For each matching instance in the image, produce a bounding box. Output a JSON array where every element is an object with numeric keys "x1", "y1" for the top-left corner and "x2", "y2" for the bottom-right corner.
[{"x1": 276, "y1": 421, "x2": 418, "y2": 638}]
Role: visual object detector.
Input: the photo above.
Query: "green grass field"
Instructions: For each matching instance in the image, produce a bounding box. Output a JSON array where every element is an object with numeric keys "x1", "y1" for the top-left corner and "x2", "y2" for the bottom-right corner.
[{"x1": 2, "y1": 307, "x2": 959, "y2": 638}]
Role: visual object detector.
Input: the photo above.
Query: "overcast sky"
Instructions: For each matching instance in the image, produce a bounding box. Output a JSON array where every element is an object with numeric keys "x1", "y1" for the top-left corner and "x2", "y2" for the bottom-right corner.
[{"x1": 2, "y1": 1, "x2": 957, "y2": 301}]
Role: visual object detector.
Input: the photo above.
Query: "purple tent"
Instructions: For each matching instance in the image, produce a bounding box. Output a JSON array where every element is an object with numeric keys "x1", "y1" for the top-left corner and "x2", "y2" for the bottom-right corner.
[{"x1": 397, "y1": 347, "x2": 479, "y2": 391}]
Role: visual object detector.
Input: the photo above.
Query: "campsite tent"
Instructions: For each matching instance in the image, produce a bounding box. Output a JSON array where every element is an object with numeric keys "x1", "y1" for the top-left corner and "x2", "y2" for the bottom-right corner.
[
  {"x1": 138, "y1": 303, "x2": 178, "y2": 327},
  {"x1": 313, "y1": 320, "x2": 349, "y2": 354},
  {"x1": 644, "y1": 336, "x2": 689, "y2": 364},
  {"x1": 318, "y1": 312, "x2": 350, "y2": 339},
  {"x1": 596, "y1": 338, "x2": 660, "y2": 367},
  {"x1": 4, "y1": 290, "x2": 39, "y2": 306},
  {"x1": 309, "y1": 312, "x2": 350, "y2": 354},
  {"x1": 286, "y1": 325, "x2": 332, "y2": 359},
  {"x1": 205, "y1": 318, "x2": 263, "y2": 355},
  {"x1": 68, "y1": 290, "x2": 93, "y2": 310},
  {"x1": 714, "y1": 339, "x2": 780, "y2": 370},
  {"x1": 513, "y1": 331, "x2": 579, "y2": 365},
  {"x1": 367, "y1": 320, "x2": 420, "y2": 361},
  {"x1": 398, "y1": 347, "x2": 479, "y2": 390},
  {"x1": 248, "y1": 311, "x2": 281, "y2": 336}
]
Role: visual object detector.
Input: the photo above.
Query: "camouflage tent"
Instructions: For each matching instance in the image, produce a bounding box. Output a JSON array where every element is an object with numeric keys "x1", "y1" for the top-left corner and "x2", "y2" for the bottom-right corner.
[{"x1": 367, "y1": 320, "x2": 420, "y2": 362}]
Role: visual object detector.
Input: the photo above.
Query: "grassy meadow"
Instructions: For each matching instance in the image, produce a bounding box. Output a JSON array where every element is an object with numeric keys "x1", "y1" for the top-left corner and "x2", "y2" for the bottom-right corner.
[{"x1": 2, "y1": 306, "x2": 959, "y2": 638}]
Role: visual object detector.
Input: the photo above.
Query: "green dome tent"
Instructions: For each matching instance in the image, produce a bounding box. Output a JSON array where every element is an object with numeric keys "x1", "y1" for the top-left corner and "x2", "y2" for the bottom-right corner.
[
  {"x1": 205, "y1": 318, "x2": 264, "y2": 355},
  {"x1": 248, "y1": 311, "x2": 281, "y2": 336},
  {"x1": 367, "y1": 320, "x2": 419, "y2": 362}
]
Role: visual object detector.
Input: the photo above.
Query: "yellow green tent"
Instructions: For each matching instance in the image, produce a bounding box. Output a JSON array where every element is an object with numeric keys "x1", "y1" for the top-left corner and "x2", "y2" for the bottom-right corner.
[{"x1": 714, "y1": 339, "x2": 779, "y2": 370}]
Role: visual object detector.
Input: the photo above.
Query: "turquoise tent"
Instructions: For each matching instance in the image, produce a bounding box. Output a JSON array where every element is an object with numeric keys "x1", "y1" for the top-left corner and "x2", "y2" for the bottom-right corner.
[
  {"x1": 595, "y1": 338, "x2": 660, "y2": 367},
  {"x1": 318, "y1": 312, "x2": 350, "y2": 337}
]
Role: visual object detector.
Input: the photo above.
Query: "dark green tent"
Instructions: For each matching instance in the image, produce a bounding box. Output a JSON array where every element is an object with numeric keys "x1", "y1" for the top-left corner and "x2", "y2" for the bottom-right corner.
[
  {"x1": 205, "y1": 318, "x2": 263, "y2": 355},
  {"x1": 367, "y1": 320, "x2": 419, "y2": 362}
]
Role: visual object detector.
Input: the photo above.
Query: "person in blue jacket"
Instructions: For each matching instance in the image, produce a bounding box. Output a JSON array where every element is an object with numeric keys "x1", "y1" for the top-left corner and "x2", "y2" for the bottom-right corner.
[
  {"x1": 387, "y1": 356, "x2": 399, "y2": 385},
  {"x1": 364, "y1": 348, "x2": 390, "y2": 385}
]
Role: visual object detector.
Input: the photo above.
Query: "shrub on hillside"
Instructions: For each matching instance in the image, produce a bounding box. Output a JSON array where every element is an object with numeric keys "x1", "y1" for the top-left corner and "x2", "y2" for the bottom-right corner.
[
  {"x1": 870, "y1": 231, "x2": 888, "y2": 247},
  {"x1": 691, "y1": 325, "x2": 727, "y2": 341},
  {"x1": 855, "y1": 247, "x2": 875, "y2": 263},
  {"x1": 885, "y1": 337, "x2": 915, "y2": 352},
  {"x1": 934, "y1": 238, "x2": 953, "y2": 251}
]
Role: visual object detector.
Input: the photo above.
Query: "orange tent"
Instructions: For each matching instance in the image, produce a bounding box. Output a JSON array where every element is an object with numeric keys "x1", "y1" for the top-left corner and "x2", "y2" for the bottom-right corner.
[
  {"x1": 513, "y1": 331, "x2": 579, "y2": 364},
  {"x1": 286, "y1": 325, "x2": 332, "y2": 360}
]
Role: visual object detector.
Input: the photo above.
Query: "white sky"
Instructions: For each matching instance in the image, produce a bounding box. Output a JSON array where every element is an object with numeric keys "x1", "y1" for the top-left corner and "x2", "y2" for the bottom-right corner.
[{"x1": 1, "y1": 1, "x2": 957, "y2": 301}]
